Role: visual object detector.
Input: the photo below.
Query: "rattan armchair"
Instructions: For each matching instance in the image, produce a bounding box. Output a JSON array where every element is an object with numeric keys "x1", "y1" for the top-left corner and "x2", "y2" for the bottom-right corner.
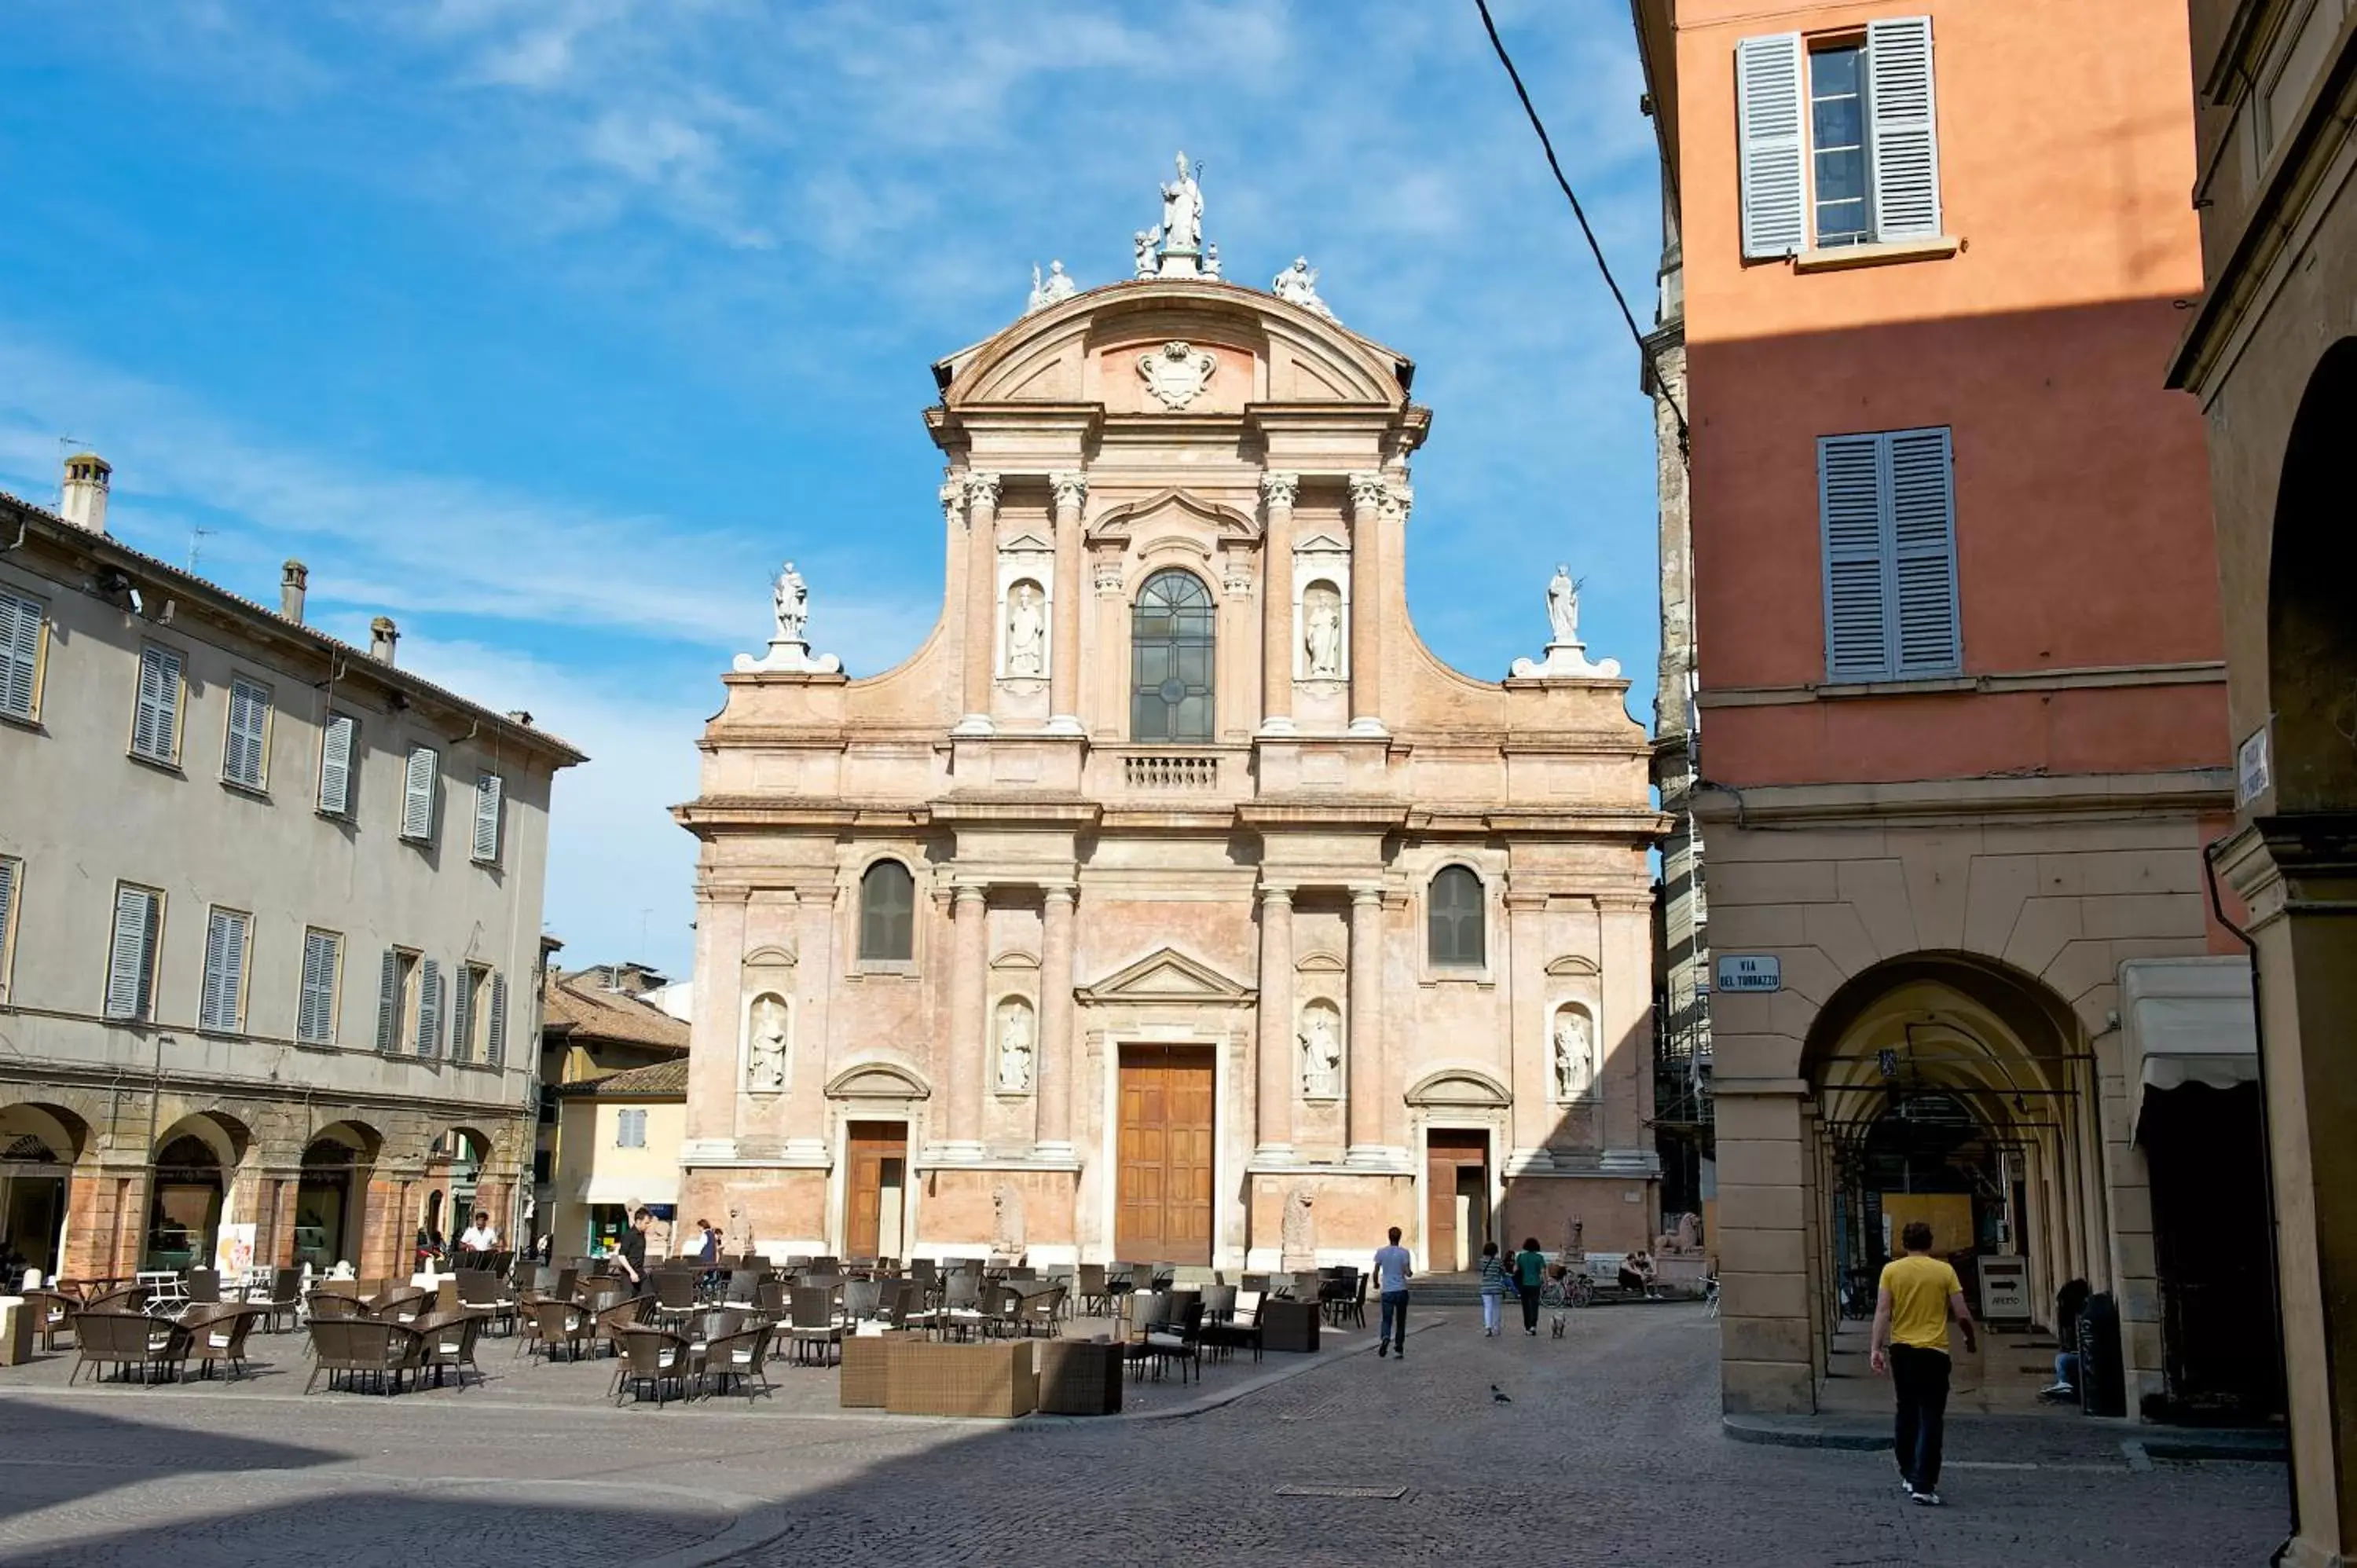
[
  {"x1": 68, "y1": 1310, "x2": 188, "y2": 1385},
  {"x1": 183, "y1": 1303, "x2": 267, "y2": 1379},
  {"x1": 611, "y1": 1324, "x2": 692, "y2": 1407}
]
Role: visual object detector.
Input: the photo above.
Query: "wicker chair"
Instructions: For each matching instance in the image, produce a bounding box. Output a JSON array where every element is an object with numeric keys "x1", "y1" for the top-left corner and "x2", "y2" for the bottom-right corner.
[
  {"x1": 1019, "y1": 1286, "x2": 1067, "y2": 1339},
  {"x1": 69, "y1": 1310, "x2": 189, "y2": 1385},
  {"x1": 20, "y1": 1289, "x2": 77, "y2": 1350},
  {"x1": 183, "y1": 1303, "x2": 267, "y2": 1380},
  {"x1": 698, "y1": 1321, "x2": 777, "y2": 1401},
  {"x1": 1076, "y1": 1264, "x2": 1112, "y2": 1318},
  {"x1": 595, "y1": 1295, "x2": 653, "y2": 1358},
  {"x1": 1200, "y1": 1289, "x2": 1264, "y2": 1363},
  {"x1": 369, "y1": 1286, "x2": 430, "y2": 1324},
  {"x1": 306, "y1": 1317, "x2": 426, "y2": 1394},
  {"x1": 455, "y1": 1269, "x2": 517, "y2": 1335},
  {"x1": 417, "y1": 1312, "x2": 486, "y2": 1390},
  {"x1": 786, "y1": 1287, "x2": 842, "y2": 1367},
  {"x1": 84, "y1": 1284, "x2": 151, "y2": 1315},
  {"x1": 526, "y1": 1299, "x2": 593, "y2": 1362},
  {"x1": 1139, "y1": 1298, "x2": 1206, "y2": 1384},
  {"x1": 612, "y1": 1324, "x2": 692, "y2": 1407},
  {"x1": 651, "y1": 1269, "x2": 701, "y2": 1325},
  {"x1": 841, "y1": 1279, "x2": 882, "y2": 1323},
  {"x1": 247, "y1": 1268, "x2": 305, "y2": 1332}
]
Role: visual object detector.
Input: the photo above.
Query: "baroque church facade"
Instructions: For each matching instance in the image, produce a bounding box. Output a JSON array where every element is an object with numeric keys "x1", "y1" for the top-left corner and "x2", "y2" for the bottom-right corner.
[{"x1": 676, "y1": 168, "x2": 1665, "y2": 1270}]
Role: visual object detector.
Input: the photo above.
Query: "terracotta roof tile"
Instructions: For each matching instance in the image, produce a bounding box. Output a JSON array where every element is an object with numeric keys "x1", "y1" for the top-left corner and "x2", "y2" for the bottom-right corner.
[
  {"x1": 542, "y1": 972, "x2": 691, "y2": 1052},
  {"x1": 560, "y1": 1057, "x2": 688, "y2": 1097}
]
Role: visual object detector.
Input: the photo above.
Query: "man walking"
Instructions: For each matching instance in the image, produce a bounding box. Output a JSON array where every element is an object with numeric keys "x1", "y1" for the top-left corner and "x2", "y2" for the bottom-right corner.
[
  {"x1": 1870, "y1": 1220, "x2": 1978, "y2": 1506},
  {"x1": 1373, "y1": 1225, "x2": 1413, "y2": 1359}
]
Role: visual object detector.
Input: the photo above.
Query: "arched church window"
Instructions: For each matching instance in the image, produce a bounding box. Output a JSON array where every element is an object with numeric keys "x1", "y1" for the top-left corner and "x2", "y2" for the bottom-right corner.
[
  {"x1": 1428, "y1": 865, "x2": 1485, "y2": 967},
  {"x1": 1131, "y1": 569, "x2": 1215, "y2": 742},
  {"x1": 859, "y1": 859, "x2": 915, "y2": 962}
]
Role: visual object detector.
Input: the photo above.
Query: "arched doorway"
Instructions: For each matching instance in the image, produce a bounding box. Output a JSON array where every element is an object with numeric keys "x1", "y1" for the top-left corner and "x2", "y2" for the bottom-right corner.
[
  {"x1": 424, "y1": 1127, "x2": 493, "y2": 1254},
  {"x1": 296, "y1": 1123, "x2": 379, "y2": 1273},
  {"x1": 2267, "y1": 336, "x2": 2357, "y2": 815},
  {"x1": 0, "y1": 1103, "x2": 86, "y2": 1280},
  {"x1": 145, "y1": 1134, "x2": 223, "y2": 1270}
]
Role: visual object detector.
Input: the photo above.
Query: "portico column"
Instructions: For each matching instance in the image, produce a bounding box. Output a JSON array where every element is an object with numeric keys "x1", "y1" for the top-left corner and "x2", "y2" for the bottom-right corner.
[
  {"x1": 955, "y1": 473, "x2": 1002, "y2": 735},
  {"x1": 1255, "y1": 885, "x2": 1296, "y2": 1157},
  {"x1": 944, "y1": 883, "x2": 988, "y2": 1157},
  {"x1": 1258, "y1": 472, "x2": 1299, "y2": 735},
  {"x1": 1047, "y1": 472, "x2": 1087, "y2": 735},
  {"x1": 1038, "y1": 884, "x2": 1077, "y2": 1156},
  {"x1": 1346, "y1": 473, "x2": 1387, "y2": 736},
  {"x1": 1346, "y1": 884, "x2": 1387, "y2": 1163}
]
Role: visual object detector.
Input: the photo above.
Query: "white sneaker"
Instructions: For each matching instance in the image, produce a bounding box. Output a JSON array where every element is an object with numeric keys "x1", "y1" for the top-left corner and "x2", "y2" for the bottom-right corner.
[{"x1": 1911, "y1": 1489, "x2": 1942, "y2": 1508}]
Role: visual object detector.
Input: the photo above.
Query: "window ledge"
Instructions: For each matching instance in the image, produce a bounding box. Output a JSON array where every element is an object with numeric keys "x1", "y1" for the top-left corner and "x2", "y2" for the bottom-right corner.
[
  {"x1": 127, "y1": 750, "x2": 184, "y2": 776},
  {"x1": 852, "y1": 960, "x2": 918, "y2": 979},
  {"x1": 1792, "y1": 236, "x2": 1959, "y2": 273},
  {"x1": 221, "y1": 779, "x2": 271, "y2": 802},
  {"x1": 0, "y1": 711, "x2": 43, "y2": 734},
  {"x1": 1817, "y1": 674, "x2": 1974, "y2": 698}
]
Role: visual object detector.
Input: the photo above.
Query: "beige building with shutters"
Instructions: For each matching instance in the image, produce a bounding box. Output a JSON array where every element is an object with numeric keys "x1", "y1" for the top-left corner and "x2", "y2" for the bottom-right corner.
[{"x1": 0, "y1": 455, "x2": 582, "y2": 1285}]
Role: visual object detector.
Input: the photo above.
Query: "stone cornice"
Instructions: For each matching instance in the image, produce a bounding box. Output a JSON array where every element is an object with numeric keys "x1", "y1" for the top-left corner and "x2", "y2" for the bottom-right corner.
[{"x1": 1692, "y1": 769, "x2": 2234, "y2": 827}]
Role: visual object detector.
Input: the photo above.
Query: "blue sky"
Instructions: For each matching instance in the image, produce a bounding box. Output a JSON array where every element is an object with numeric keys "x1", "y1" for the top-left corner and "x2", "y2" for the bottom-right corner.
[{"x1": 0, "y1": 1, "x2": 1665, "y2": 978}]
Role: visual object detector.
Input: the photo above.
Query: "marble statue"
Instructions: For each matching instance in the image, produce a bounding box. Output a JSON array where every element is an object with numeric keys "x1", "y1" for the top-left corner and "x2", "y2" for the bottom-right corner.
[
  {"x1": 1299, "y1": 1002, "x2": 1342, "y2": 1098},
  {"x1": 992, "y1": 1181, "x2": 1026, "y2": 1259},
  {"x1": 996, "y1": 998, "x2": 1035, "y2": 1094},
  {"x1": 1510, "y1": 563, "x2": 1618, "y2": 680},
  {"x1": 1026, "y1": 260, "x2": 1076, "y2": 313},
  {"x1": 1563, "y1": 1215, "x2": 1585, "y2": 1262},
  {"x1": 1005, "y1": 581, "x2": 1046, "y2": 676},
  {"x1": 1280, "y1": 1183, "x2": 1317, "y2": 1273},
  {"x1": 735, "y1": 560, "x2": 844, "y2": 674},
  {"x1": 1303, "y1": 584, "x2": 1343, "y2": 678},
  {"x1": 1160, "y1": 152, "x2": 1203, "y2": 253},
  {"x1": 1204, "y1": 241, "x2": 1222, "y2": 279},
  {"x1": 1546, "y1": 563, "x2": 1581, "y2": 645},
  {"x1": 1134, "y1": 229, "x2": 1159, "y2": 280},
  {"x1": 772, "y1": 562, "x2": 809, "y2": 643},
  {"x1": 1551, "y1": 1006, "x2": 1593, "y2": 1101},
  {"x1": 746, "y1": 993, "x2": 789, "y2": 1093},
  {"x1": 1272, "y1": 256, "x2": 1336, "y2": 321}
]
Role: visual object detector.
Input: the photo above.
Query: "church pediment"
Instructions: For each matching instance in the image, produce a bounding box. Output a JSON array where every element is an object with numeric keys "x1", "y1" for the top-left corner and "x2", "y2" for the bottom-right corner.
[
  {"x1": 1077, "y1": 946, "x2": 1256, "y2": 1006},
  {"x1": 1405, "y1": 1066, "x2": 1512, "y2": 1108},
  {"x1": 824, "y1": 1059, "x2": 932, "y2": 1101},
  {"x1": 1087, "y1": 489, "x2": 1258, "y2": 544}
]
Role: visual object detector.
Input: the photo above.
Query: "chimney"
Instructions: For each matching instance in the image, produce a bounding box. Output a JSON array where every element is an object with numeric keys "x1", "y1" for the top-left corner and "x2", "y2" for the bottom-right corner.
[
  {"x1": 368, "y1": 615, "x2": 399, "y2": 664},
  {"x1": 59, "y1": 452, "x2": 111, "y2": 534},
  {"x1": 280, "y1": 560, "x2": 309, "y2": 624}
]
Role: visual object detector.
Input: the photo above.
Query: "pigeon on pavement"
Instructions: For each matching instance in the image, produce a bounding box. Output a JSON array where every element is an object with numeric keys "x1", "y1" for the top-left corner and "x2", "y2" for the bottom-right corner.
[{"x1": 1490, "y1": 1384, "x2": 1512, "y2": 1404}]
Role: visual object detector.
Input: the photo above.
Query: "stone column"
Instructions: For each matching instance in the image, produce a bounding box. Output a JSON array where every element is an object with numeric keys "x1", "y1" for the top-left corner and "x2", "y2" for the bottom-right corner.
[
  {"x1": 1255, "y1": 884, "x2": 1296, "y2": 1158},
  {"x1": 1047, "y1": 472, "x2": 1087, "y2": 735},
  {"x1": 1714, "y1": 1079, "x2": 1815, "y2": 1414},
  {"x1": 1038, "y1": 884, "x2": 1077, "y2": 1156},
  {"x1": 1346, "y1": 884, "x2": 1387, "y2": 1163},
  {"x1": 1258, "y1": 472, "x2": 1299, "y2": 735},
  {"x1": 1346, "y1": 474, "x2": 1387, "y2": 736},
  {"x1": 944, "y1": 884, "x2": 988, "y2": 1158},
  {"x1": 955, "y1": 473, "x2": 1002, "y2": 735}
]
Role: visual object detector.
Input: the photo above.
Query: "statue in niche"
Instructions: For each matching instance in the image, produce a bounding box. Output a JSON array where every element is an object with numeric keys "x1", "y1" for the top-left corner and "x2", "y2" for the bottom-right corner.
[
  {"x1": 746, "y1": 993, "x2": 789, "y2": 1094},
  {"x1": 1299, "y1": 1002, "x2": 1342, "y2": 1098},
  {"x1": 1005, "y1": 581, "x2": 1046, "y2": 676},
  {"x1": 1160, "y1": 151, "x2": 1204, "y2": 253},
  {"x1": 1546, "y1": 563, "x2": 1582, "y2": 647},
  {"x1": 1551, "y1": 1006, "x2": 1594, "y2": 1101},
  {"x1": 992, "y1": 1181, "x2": 1026, "y2": 1259},
  {"x1": 772, "y1": 562, "x2": 810, "y2": 643},
  {"x1": 996, "y1": 998, "x2": 1035, "y2": 1094},
  {"x1": 1280, "y1": 1183, "x2": 1317, "y2": 1273},
  {"x1": 1302, "y1": 584, "x2": 1343, "y2": 677}
]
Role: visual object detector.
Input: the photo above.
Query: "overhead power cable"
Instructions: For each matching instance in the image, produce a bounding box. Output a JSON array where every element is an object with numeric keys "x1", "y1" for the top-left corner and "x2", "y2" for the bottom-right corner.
[{"x1": 1474, "y1": 0, "x2": 1690, "y2": 450}]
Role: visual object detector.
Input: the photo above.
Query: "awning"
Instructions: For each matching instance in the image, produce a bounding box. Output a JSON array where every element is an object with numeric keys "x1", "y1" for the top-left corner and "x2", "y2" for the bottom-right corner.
[
  {"x1": 577, "y1": 1173, "x2": 678, "y2": 1208},
  {"x1": 2119, "y1": 956, "x2": 2258, "y2": 1134}
]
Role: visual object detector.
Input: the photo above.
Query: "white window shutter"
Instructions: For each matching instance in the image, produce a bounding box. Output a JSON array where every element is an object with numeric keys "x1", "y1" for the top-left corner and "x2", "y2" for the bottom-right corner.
[
  {"x1": 319, "y1": 713, "x2": 356, "y2": 816},
  {"x1": 299, "y1": 932, "x2": 336, "y2": 1043},
  {"x1": 1737, "y1": 33, "x2": 1807, "y2": 258},
  {"x1": 1888, "y1": 427, "x2": 1961, "y2": 673},
  {"x1": 1820, "y1": 434, "x2": 1892, "y2": 680},
  {"x1": 1868, "y1": 16, "x2": 1942, "y2": 240},
  {"x1": 486, "y1": 972, "x2": 508, "y2": 1069},
  {"x1": 0, "y1": 859, "x2": 16, "y2": 998},
  {"x1": 401, "y1": 746, "x2": 438, "y2": 840},
  {"x1": 105, "y1": 885, "x2": 156, "y2": 1021},
  {"x1": 375, "y1": 948, "x2": 401, "y2": 1053},
  {"x1": 201, "y1": 910, "x2": 246, "y2": 1031},
  {"x1": 417, "y1": 958, "x2": 442, "y2": 1057},
  {"x1": 0, "y1": 591, "x2": 39, "y2": 720},
  {"x1": 134, "y1": 647, "x2": 182, "y2": 761},
  {"x1": 472, "y1": 773, "x2": 503, "y2": 862},
  {"x1": 226, "y1": 681, "x2": 269, "y2": 788},
  {"x1": 450, "y1": 966, "x2": 475, "y2": 1064}
]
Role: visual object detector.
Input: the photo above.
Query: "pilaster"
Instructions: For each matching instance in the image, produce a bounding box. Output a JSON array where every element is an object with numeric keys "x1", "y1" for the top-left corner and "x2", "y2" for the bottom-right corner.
[
  {"x1": 1255, "y1": 883, "x2": 1296, "y2": 1158},
  {"x1": 1259, "y1": 471, "x2": 1299, "y2": 736}
]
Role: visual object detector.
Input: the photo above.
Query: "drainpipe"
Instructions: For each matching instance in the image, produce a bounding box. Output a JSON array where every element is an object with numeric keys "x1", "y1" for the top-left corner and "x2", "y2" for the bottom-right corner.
[{"x1": 2202, "y1": 837, "x2": 2297, "y2": 1564}]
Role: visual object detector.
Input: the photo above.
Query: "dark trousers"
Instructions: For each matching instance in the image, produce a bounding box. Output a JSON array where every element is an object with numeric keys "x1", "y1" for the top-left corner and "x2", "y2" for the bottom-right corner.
[
  {"x1": 1890, "y1": 1344, "x2": 1952, "y2": 1489},
  {"x1": 1379, "y1": 1290, "x2": 1409, "y2": 1350},
  {"x1": 1519, "y1": 1283, "x2": 1541, "y2": 1331}
]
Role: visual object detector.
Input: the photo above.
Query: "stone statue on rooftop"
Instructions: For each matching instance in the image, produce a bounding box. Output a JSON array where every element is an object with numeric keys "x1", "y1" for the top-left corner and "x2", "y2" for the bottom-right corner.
[
  {"x1": 1546, "y1": 563, "x2": 1582, "y2": 646},
  {"x1": 1025, "y1": 260, "x2": 1076, "y2": 314},
  {"x1": 772, "y1": 562, "x2": 809, "y2": 643},
  {"x1": 1161, "y1": 152, "x2": 1203, "y2": 254},
  {"x1": 1134, "y1": 229, "x2": 1159, "y2": 280},
  {"x1": 1272, "y1": 257, "x2": 1336, "y2": 321},
  {"x1": 736, "y1": 559, "x2": 843, "y2": 674}
]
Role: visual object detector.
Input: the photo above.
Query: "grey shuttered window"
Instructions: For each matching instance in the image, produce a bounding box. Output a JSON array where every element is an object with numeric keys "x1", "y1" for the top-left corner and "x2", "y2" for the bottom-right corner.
[
  {"x1": 375, "y1": 948, "x2": 403, "y2": 1053},
  {"x1": 0, "y1": 589, "x2": 42, "y2": 721},
  {"x1": 859, "y1": 859, "x2": 915, "y2": 962},
  {"x1": 131, "y1": 645, "x2": 184, "y2": 764},
  {"x1": 449, "y1": 964, "x2": 478, "y2": 1064},
  {"x1": 317, "y1": 713, "x2": 357, "y2": 817},
  {"x1": 1866, "y1": 16, "x2": 1942, "y2": 241},
  {"x1": 298, "y1": 929, "x2": 340, "y2": 1044},
  {"x1": 224, "y1": 679, "x2": 271, "y2": 789},
  {"x1": 104, "y1": 883, "x2": 163, "y2": 1022},
  {"x1": 471, "y1": 773, "x2": 504, "y2": 863},
  {"x1": 1820, "y1": 427, "x2": 1960, "y2": 682},
  {"x1": 617, "y1": 1108, "x2": 647, "y2": 1149},
  {"x1": 199, "y1": 907, "x2": 250, "y2": 1032},
  {"x1": 486, "y1": 972, "x2": 508, "y2": 1070},
  {"x1": 416, "y1": 958, "x2": 442, "y2": 1057},
  {"x1": 1428, "y1": 866, "x2": 1486, "y2": 967},
  {"x1": 0, "y1": 857, "x2": 19, "y2": 1002},
  {"x1": 1737, "y1": 32, "x2": 1806, "y2": 258},
  {"x1": 400, "y1": 746, "x2": 438, "y2": 841}
]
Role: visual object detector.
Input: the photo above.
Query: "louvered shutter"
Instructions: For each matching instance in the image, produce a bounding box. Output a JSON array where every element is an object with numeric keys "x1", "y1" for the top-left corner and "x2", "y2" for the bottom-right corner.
[
  {"x1": 416, "y1": 958, "x2": 442, "y2": 1057},
  {"x1": 1867, "y1": 17, "x2": 1942, "y2": 240},
  {"x1": 200, "y1": 909, "x2": 246, "y2": 1031},
  {"x1": 318, "y1": 713, "x2": 357, "y2": 816},
  {"x1": 1820, "y1": 434, "x2": 1892, "y2": 680},
  {"x1": 134, "y1": 647, "x2": 182, "y2": 761},
  {"x1": 1737, "y1": 33, "x2": 1807, "y2": 258},
  {"x1": 401, "y1": 746, "x2": 438, "y2": 840},
  {"x1": 449, "y1": 966, "x2": 475, "y2": 1064},
  {"x1": 299, "y1": 931, "x2": 337, "y2": 1043},
  {"x1": 471, "y1": 773, "x2": 503, "y2": 863},
  {"x1": 375, "y1": 948, "x2": 401, "y2": 1053},
  {"x1": 0, "y1": 859, "x2": 16, "y2": 998},
  {"x1": 486, "y1": 972, "x2": 508, "y2": 1069},
  {"x1": 225, "y1": 681, "x2": 269, "y2": 788},
  {"x1": 0, "y1": 591, "x2": 39, "y2": 720},
  {"x1": 1888, "y1": 427, "x2": 1960, "y2": 673},
  {"x1": 105, "y1": 885, "x2": 156, "y2": 1021}
]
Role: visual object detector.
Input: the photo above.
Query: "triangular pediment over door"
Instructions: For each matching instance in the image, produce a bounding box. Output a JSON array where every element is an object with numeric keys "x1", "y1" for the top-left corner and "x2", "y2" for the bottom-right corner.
[{"x1": 1076, "y1": 946, "x2": 1256, "y2": 1006}]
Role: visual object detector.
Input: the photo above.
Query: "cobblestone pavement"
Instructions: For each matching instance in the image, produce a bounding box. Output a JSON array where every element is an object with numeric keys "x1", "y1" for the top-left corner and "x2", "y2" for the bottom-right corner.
[{"x1": 0, "y1": 1305, "x2": 2286, "y2": 1566}]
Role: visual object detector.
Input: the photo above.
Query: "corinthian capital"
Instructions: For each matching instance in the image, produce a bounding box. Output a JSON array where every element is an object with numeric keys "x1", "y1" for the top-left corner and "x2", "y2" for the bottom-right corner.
[
  {"x1": 1260, "y1": 471, "x2": 1300, "y2": 510},
  {"x1": 964, "y1": 471, "x2": 1003, "y2": 512},
  {"x1": 1384, "y1": 481, "x2": 1413, "y2": 523},
  {"x1": 1049, "y1": 471, "x2": 1088, "y2": 511},
  {"x1": 1347, "y1": 471, "x2": 1387, "y2": 513},
  {"x1": 940, "y1": 480, "x2": 964, "y2": 528}
]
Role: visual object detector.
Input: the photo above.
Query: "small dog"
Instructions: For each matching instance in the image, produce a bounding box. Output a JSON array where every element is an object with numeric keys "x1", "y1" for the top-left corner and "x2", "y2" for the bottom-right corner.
[{"x1": 1551, "y1": 1310, "x2": 1567, "y2": 1339}]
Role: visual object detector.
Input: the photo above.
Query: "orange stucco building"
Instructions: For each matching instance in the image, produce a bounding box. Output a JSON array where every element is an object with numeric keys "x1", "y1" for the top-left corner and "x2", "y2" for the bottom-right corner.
[{"x1": 1632, "y1": 0, "x2": 2270, "y2": 1420}]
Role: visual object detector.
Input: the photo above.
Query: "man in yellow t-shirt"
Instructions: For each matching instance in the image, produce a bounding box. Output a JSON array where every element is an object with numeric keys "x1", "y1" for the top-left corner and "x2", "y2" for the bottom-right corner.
[{"x1": 1870, "y1": 1221, "x2": 1978, "y2": 1507}]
